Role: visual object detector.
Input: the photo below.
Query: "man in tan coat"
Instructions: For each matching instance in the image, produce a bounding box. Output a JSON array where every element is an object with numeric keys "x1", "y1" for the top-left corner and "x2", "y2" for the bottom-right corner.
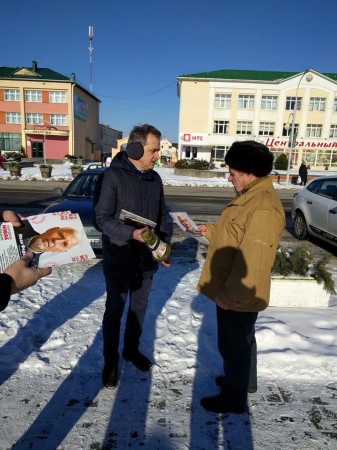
[{"x1": 197, "y1": 140, "x2": 285, "y2": 414}]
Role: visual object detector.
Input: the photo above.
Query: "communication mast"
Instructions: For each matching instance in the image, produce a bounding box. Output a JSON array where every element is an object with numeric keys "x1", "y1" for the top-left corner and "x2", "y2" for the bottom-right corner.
[{"x1": 88, "y1": 26, "x2": 94, "y2": 93}]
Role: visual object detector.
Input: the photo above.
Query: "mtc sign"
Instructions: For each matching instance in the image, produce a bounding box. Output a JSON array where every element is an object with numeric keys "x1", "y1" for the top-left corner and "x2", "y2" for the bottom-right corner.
[{"x1": 181, "y1": 133, "x2": 208, "y2": 145}]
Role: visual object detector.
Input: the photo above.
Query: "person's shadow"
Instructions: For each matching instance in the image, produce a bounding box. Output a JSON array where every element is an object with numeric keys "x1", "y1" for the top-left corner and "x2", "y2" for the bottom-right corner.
[
  {"x1": 10, "y1": 236, "x2": 201, "y2": 449},
  {"x1": 6, "y1": 261, "x2": 106, "y2": 448},
  {"x1": 0, "y1": 262, "x2": 105, "y2": 386},
  {"x1": 189, "y1": 247, "x2": 254, "y2": 449},
  {"x1": 101, "y1": 236, "x2": 200, "y2": 448}
]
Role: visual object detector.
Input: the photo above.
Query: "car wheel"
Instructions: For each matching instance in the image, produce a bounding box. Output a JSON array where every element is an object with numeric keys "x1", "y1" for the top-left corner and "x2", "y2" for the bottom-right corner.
[{"x1": 293, "y1": 212, "x2": 308, "y2": 240}]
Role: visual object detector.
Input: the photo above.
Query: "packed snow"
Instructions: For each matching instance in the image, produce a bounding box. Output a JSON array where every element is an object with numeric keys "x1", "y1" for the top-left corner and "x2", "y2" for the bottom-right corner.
[{"x1": 1, "y1": 163, "x2": 337, "y2": 449}]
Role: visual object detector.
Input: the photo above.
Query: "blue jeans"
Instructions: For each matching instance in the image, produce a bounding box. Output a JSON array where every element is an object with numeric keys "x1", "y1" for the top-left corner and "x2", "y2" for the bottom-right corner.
[
  {"x1": 102, "y1": 272, "x2": 153, "y2": 362},
  {"x1": 216, "y1": 307, "x2": 258, "y2": 407}
]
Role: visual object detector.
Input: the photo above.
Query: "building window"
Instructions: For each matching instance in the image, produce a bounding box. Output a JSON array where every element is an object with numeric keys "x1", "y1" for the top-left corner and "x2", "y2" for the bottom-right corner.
[
  {"x1": 0, "y1": 132, "x2": 22, "y2": 151},
  {"x1": 329, "y1": 125, "x2": 337, "y2": 138},
  {"x1": 26, "y1": 113, "x2": 43, "y2": 125},
  {"x1": 50, "y1": 114, "x2": 66, "y2": 126},
  {"x1": 5, "y1": 112, "x2": 21, "y2": 124},
  {"x1": 4, "y1": 89, "x2": 20, "y2": 101},
  {"x1": 261, "y1": 96, "x2": 277, "y2": 110},
  {"x1": 238, "y1": 95, "x2": 254, "y2": 109},
  {"x1": 334, "y1": 98, "x2": 337, "y2": 112},
  {"x1": 286, "y1": 97, "x2": 302, "y2": 110},
  {"x1": 213, "y1": 120, "x2": 229, "y2": 134},
  {"x1": 25, "y1": 90, "x2": 42, "y2": 102},
  {"x1": 309, "y1": 97, "x2": 325, "y2": 111},
  {"x1": 185, "y1": 146, "x2": 191, "y2": 158},
  {"x1": 282, "y1": 123, "x2": 298, "y2": 137},
  {"x1": 214, "y1": 93, "x2": 231, "y2": 108},
  {"x1": 237, "y1": 121, "x2": 252, "y2": 135},
  {"x1": 259, "y1": 122, "x2": 275, "y2": 136},
  {"x1": 211, "y1": 146, "x2": 228, "y2": 162},
  {"x1": 306, "y1": 124, "x2": 322, "y2": 137},
  {"x1": 49, "y1": 91, "x2": 66, "y2": 103}
]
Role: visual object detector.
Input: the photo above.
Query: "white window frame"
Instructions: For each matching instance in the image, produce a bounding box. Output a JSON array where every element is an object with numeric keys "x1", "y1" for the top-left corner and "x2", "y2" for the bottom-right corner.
[
  {"x1": 213, "y1": 120, "x2": 229, "y2": 134},
  {"x1": 49, "y1": 91, "x2": 66, "y2": 103},
  {"x1": 211, "y1": 146, "x2": 228, "y2": 162},
  {"x1": 286, "y1": 97, "x2": 302, "y2": 111},
  {"x1": 261, "y1": 96, "x2": 277, "y2": 110},
  {"x1": 237, "y1": 121, "x2": 252, "y2": 135},
  {"x1": 238, "y1": 95, "x2": 254, "y2": 109},
  {"x1": 4, "y1": 89, "x2": 20, "y2": 101},
  {"x1": 309, "y1": 97, "x2": 325, "y2": 111},
  {"x1": 334, "y1": 98, "x2": 337, "y2": 112},
  {"x1": 50, "y1": 114, "x2": 66, "y2": 126},
  {"x1": 306, "y1": 124, "x2": 322, "y2": 137},
  {"x1": 259, "y1": 122, "x2": 275, "y2": 136},
  {"x1": 25, "y1": 113, "x2": 43, "y2": 125},
  {"x1": 282, "y1": 123, "x2": 298, "y2": 137},
  {"x1": 214, "y1": 93, "x2": 231, "y2": 109},
  {"x1": 25, "y1": 90, "x2": 42, "y2": 102},
  {"x1": 5, "y1": 112, "x2": 21, "y2": 124},
  {"x1": 329, "y1": 125, "x2": 337, "y2": 138}
]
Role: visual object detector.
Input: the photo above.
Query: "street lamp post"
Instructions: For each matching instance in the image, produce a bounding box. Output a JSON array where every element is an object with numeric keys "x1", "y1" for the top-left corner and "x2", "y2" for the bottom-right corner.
[{"x1": 285, "y1": 70, "x2": 313, "y2": 187}]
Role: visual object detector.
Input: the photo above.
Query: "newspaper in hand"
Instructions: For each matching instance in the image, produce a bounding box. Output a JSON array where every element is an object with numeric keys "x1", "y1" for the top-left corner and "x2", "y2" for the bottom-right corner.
[
  {"x1": 119, "y1": 209, "x2": 156, "y2": 228},
  {"x1": 0, "y1": 211, "x2": 96, "y2": 271},
  {"x1": 169, "y1": 212, "x2": 209, "y2": 245}
]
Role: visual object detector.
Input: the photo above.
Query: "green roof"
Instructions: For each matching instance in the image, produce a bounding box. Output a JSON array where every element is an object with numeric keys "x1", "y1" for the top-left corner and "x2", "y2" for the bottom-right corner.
[
  {"x1": 0, "y1": 65, "x2": 70, "y2": 81},
  {"x1": 178, "y1": 69, "x2": 337, "y2": 83},
  {"x1": 0, "y1": 63, "x2": 101, "y2": 101}
]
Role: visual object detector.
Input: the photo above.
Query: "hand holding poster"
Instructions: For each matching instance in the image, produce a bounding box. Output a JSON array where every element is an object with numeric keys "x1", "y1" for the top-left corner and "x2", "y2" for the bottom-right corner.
[
  {"x1": 0, "y1": 211, "x2": 96, "y2": 271},
  {"x1": 169, "y1": 212, "x2": 209, "y2": 245}
]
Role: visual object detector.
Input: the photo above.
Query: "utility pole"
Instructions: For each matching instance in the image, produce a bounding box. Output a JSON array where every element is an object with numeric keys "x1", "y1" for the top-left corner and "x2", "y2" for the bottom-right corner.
[{"x1": 88, "y1": 26, "x2": 94, "y2": 93}]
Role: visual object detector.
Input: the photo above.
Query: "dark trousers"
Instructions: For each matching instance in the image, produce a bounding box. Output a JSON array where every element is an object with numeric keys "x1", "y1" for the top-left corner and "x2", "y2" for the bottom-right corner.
[
  {"x1": 216, "y1": 307, "x2": 258, "y2": 407},
  {"x1": 102, "y1": 273, "x2": 153, "y2": 362}
]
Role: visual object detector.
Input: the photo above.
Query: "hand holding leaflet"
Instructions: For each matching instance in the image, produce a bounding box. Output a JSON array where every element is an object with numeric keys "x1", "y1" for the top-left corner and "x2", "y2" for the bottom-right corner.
[
  {"x1": 169, "y1": 212, "x2": 209, "y2": 245},
  {"x1": 0, "y1": 211, "x2": 96, "y2": 271}
]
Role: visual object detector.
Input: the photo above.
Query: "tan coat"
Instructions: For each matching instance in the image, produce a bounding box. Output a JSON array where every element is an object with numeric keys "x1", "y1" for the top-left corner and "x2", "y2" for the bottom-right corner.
[{"x1": 196, "y1": 177, "x2": 285, "y2": 312}]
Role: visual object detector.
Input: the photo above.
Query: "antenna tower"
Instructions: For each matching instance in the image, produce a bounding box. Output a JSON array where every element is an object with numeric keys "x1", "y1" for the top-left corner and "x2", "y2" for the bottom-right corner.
[{"x1": 88, "y1": 26, "x2": 94, "y2": 92}]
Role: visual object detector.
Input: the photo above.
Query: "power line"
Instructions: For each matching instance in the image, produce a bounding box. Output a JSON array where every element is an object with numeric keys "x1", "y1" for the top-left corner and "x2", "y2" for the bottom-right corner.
[{"x1": 95, "y1": 81, "x2": 176, "y2": 100}]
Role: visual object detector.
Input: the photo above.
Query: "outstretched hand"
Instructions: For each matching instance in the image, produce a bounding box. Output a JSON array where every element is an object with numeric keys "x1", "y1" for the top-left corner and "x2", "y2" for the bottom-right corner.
[
  {"x1": 4, "y1": 252, "x2": 52, "y2": 295},
  {"x1": 1, "y1": 210, "x2": 22, "y2": 227}
]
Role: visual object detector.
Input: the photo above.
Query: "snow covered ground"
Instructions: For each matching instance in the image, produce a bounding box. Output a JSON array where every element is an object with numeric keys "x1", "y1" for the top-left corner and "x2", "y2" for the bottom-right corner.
[
  {"x1": 1, "y1": 163, "x2": 337, "y2": 449},
  {"x1": 0, "y1": 161, "x2": 328, "y2": 188}
]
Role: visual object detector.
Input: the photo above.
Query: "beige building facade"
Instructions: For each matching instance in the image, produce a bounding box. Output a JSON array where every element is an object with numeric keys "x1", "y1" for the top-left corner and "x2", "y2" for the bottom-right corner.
[{"x1": 177, "y1": 69, "x2": 337, "y2": 169}]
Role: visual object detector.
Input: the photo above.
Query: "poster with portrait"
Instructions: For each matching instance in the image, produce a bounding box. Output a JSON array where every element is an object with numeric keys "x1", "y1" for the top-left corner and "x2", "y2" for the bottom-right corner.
[
  {"x1": 169, "y1": 212, "x2": 209, "y2": 245},
  {"x1": 0, "y1": 211, "x2": 96, "y2": 272}
]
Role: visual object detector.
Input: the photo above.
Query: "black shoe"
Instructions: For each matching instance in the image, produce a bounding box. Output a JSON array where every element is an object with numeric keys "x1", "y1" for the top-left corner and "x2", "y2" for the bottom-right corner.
[
  {"x1": 122, "y1": 349, "x2": 153, "y2": 372},
  {"x1": 102, "y1": 360, "x2": 118, "y2": 388},
  {"x1": 201, "y1": 394, "x2": 247, "y2": 414},
  {"x1": 215, "y1": 375, "x2": 257, "y2": 393},
  {"x1": 215, "y1": 375, "x2": 225, "y2": 387}
]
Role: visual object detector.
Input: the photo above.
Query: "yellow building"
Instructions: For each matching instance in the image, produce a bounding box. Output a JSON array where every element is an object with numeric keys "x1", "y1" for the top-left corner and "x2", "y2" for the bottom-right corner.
[
  {"x1": 177, "y1": 68, "x2": 337, "y2": 169},
  {"x1": 0, "y1": 60, "x2": 100, "y2": 161}
]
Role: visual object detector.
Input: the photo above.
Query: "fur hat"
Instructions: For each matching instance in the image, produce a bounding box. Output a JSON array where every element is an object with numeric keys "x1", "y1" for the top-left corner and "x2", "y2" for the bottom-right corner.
[{"x1": 225, "y1": 140, "x2": 274, "y2": 177}]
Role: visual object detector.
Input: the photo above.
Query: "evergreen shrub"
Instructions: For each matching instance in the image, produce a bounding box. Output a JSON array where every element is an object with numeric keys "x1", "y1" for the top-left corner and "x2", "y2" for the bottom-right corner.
[{"x1": 175, "y1": 159, "x2": 215, "y2": 170}]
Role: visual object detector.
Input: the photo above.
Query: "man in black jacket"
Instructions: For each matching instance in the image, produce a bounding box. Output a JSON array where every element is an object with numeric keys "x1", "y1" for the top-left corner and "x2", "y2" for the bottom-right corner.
[{"x1": 93, "y1": 124, "x2": 172, "y2": 388}]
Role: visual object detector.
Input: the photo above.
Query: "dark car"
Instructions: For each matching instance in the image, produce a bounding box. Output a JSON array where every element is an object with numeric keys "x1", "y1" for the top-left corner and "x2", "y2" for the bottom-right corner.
[
  {"x1": 291, "y1": 176, "x2": 337, "y2": 246},
  {"x1": 43, "y1": 167, "x2": 105, "y2": 250}
]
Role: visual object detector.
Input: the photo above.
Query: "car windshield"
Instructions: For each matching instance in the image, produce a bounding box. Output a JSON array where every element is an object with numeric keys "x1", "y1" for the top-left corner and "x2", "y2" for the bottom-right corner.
[{"x1": 64, "y1": 172, "x2": 102, "y2": 197}]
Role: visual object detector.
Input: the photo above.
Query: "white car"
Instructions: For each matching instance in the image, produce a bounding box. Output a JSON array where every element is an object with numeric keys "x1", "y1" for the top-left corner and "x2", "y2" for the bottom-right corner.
[{"x1": 291, "y1": 176, "x2": 337, "y2": 246}]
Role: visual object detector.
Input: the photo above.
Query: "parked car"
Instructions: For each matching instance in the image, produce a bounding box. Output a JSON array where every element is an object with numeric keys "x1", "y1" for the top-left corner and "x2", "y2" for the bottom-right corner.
[
  {"x1": 291, "y1": 176, "x2": 337, "y2": 246},
  {"x1": 43, "y1": 167, "x2": 105, "y2": 250}
]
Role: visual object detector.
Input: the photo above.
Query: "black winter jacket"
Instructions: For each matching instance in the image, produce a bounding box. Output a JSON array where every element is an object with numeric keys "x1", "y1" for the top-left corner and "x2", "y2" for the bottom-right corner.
[
  {"x1": 0, "y1": 273, "x2": 12, "y2": 312},
  {"x1": 93, "y1": 152, "x2": 171, "y2": 277}
]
